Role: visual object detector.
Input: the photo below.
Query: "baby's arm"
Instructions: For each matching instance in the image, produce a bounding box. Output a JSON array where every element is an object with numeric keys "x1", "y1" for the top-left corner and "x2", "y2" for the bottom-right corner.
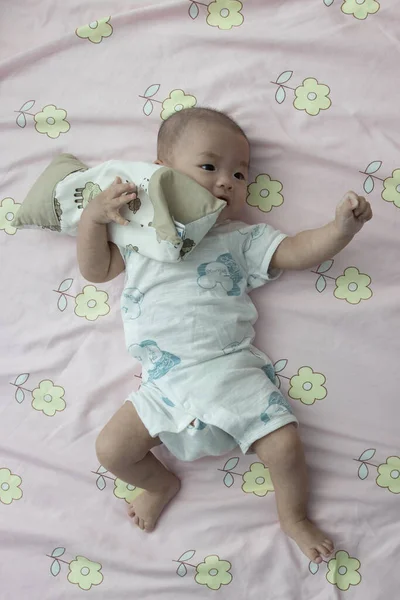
[
  {"x1": 77, "y1": 177, "x2": 137, "y2": 282},
  {"x1": 270, "y1": 191, "x2": 373, "y2": 271}
]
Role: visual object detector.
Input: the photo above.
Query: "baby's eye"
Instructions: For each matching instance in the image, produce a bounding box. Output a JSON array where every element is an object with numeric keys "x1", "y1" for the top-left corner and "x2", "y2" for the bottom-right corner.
[
  {"x1": 201, "y1": 164, "x2": 215, "y2": 171},
  {"x1": 234, "y1": 172, "x2": 245, "y2": 181}
]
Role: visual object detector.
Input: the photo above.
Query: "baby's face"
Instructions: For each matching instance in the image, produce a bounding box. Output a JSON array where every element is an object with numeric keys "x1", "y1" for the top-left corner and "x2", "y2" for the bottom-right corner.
[{"x1": 158, "y1": 122, "x2": 250, "y2": 220}]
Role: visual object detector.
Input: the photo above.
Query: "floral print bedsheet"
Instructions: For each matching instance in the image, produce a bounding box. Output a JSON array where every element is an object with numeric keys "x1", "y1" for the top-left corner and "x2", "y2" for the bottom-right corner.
[{"x1": 1, "y1": 0, "x2": 399, "y2": 598}]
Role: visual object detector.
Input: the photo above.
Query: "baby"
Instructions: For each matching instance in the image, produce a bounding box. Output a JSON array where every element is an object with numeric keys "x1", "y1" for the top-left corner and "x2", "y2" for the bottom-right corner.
[{"x1": 77, "y1": 108, "x2": 372, "y2": 564}]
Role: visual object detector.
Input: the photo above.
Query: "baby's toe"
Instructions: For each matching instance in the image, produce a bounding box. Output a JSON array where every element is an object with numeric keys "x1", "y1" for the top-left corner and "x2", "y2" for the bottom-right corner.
[
  {"x1": 308, "y1": 549, "x2": 322, "y2": 564},
  {"x1": 320, "y1": 540, "x2": 334, "y2": 556},
  {"x1": 138, "y1": 518, "x2": 146, "y2": 531},
  {"x1": 133, "y1": 515, "x2": 140, "y2": 527},
  {"x1": 144, "y1": 521, "x2": 155, "y2": 533},
  {"x1": 316, "y1": 545, "x2": 328, "y2": 558}
]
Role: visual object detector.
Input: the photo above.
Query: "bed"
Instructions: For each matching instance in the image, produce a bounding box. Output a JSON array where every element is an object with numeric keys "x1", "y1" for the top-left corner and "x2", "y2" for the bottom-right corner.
[{"x1": 1, "y1": 0, "x2": 399, "y2": 598}]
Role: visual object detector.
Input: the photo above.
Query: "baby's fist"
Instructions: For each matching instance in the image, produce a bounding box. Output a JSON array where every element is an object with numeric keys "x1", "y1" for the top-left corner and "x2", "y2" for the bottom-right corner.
[{"x1": 335, "y1": 191, "x2": 373, "y2": 237}]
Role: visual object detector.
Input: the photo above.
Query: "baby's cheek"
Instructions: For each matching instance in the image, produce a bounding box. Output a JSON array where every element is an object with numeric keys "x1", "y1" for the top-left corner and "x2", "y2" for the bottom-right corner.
[{"x1": 236, "y1": 191, "x2": 247, "y2": 208}]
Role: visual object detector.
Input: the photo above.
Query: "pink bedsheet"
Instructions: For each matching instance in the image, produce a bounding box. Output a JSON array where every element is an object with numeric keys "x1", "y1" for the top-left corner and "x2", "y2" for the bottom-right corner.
[{"x1": 1, "y1": 1, "x2": 399, "y2": 598}]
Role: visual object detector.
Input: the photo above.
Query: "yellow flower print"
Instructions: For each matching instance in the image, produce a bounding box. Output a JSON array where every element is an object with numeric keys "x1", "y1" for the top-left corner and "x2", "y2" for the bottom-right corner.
[
  {"x1": 341, "y1": 0, "x2": 380, "y2": 20},
  {"x1": 114, "y1": 478, "x2": 144, "y2": 503},
  {"x1": 32, "y1": 380, "x2": 66, "y2": 416},
  {"x1": 67, "y1": 556, "x2": 104, "y2": 591},
  {"x1": 242, "y1": 462, "x2": 274, "y2": 497},
  {"x1": 195, "y1": 555, "x2": 232, "y2": 590},
  {"x1": 334, "y1": 267, "x2": 372, "y2": 304},
  {"x1": 74, "y1": 285, "x2": 110, "y2": 321},
  {"x1": 75, "y1": 17, "x2": 113, "y2": 44},
  {"x1": 0, "y1": 468, "x2": 23, "y2": 505},
  {"x1": 294, "y1": 78, "x2": 331, "y2": 116},
  {"x1": 376, "y1": 456, "x2": 400, "y2": 494},
  {"x1": 207, "y1": 0, "x2": 244, "y2": 31},
  {"x1": 161, "y1": 89, "x2": 197, "y2": 121},
  {"x1": 34, "y1": 105, "x2": 70, "y2": 139},
  {"x1": 247, "y1": 175, "x2": 283, "y2": 213},
  {"x1": 288, "y1": 366, "x2": 327, "y2": 406},
  {"x1": 382, "y1": 169, "x2": 400, "y2": 208},
  {"x1": 0, "y1": 197, "x2": 21, "y2": 235},
  {"x1": 326, "y1": 550, "x2": 361, "y2": 591}
]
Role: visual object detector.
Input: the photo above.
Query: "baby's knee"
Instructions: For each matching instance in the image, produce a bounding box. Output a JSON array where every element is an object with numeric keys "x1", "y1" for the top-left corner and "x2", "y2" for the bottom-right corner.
[
  {"x1": 96, "y1": 428, "x2": 121, "y2": 473},
  {"x1": 95, "y1": 427, "x2": 143, "y2": 473},
  {"x1": 278, "y1": 426, "x2": 302, "y2": 465},
  {"x1": 256, "y1": 424, "x2": 301, "y2": 467}
]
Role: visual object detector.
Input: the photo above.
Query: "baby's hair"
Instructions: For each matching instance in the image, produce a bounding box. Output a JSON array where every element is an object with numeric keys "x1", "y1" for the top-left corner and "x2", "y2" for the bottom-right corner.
[{"x1": 157, "y1": 107, "x2": 248, "y2": 161}]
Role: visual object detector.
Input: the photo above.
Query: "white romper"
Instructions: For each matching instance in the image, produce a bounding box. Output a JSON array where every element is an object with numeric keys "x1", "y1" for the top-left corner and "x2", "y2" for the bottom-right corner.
[{"x1": 121, "y1": 220, "x2": 298, "y2": 461}]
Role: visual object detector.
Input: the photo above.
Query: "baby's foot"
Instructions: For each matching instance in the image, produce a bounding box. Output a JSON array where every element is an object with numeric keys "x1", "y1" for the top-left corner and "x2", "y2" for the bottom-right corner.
[
  {"x1": 283, "y1": 518, "x2": 334, "y2": 564},
  {"x1": 127, "y1": 474, "x2": 181, "y2": 532}
]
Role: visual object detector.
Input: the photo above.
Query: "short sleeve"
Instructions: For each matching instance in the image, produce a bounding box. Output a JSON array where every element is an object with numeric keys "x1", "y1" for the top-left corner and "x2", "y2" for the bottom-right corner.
[
  {"x1": 113, "y1": 242, "x2": 129, "y2": 263},
  {"x1": 115, "y1": 243, "x2": 141, "y2": 274},
  {"x1": 238, "y1": 223, "x2": 287, "y2": 291}
]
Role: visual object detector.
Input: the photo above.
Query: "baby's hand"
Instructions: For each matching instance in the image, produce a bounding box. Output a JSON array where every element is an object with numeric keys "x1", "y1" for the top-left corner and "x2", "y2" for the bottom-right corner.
[
  {"x1": 84, "y1": 176, "x2": 137, "y2": 226},
  {"x1": 334, "y1": 191, "x2": 373, "y2": 237}
]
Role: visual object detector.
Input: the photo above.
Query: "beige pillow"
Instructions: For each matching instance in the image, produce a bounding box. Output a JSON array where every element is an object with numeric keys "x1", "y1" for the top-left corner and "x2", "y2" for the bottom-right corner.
[
  {"x1": 13, "y1": 154, "x2": 226, "y2": 262},
  {"x1": 12, "y1": 154, "x2": 88, "y2": 231}
]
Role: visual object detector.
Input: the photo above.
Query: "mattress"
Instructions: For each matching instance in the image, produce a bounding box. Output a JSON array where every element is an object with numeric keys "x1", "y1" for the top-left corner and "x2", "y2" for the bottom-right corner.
[{"x1": 1, "y1": 1, "x2": 399, "y2": 598}]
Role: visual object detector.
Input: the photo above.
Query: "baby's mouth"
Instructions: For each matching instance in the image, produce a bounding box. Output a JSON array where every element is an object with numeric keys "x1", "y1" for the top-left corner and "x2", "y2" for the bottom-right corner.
[{"x1": 218, "y1": 195, "x2": 230, "y2": 205}]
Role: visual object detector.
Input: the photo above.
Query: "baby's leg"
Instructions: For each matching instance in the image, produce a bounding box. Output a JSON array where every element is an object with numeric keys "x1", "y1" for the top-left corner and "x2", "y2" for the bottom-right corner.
[
  {"x1": 96, "y1": 402, "x2": 180, "y2": 532},
  {"x1": 253, "y1": 424, "x2": 334, "y2": 563}
]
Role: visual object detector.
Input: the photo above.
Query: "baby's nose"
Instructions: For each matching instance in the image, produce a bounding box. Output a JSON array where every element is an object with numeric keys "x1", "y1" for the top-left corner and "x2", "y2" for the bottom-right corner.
[{"x1": 216, "y1": 174, "x2": 233, "y2": 189}]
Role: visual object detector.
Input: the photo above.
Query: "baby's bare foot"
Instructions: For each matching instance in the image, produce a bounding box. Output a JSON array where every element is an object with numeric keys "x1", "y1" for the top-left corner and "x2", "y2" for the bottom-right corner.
[
  {"x1": 283, "y1": 518, "x2": 334, "y2": 563},
  {"x1": 127, "y1": 474, "x2": 181, "y2": 532}
]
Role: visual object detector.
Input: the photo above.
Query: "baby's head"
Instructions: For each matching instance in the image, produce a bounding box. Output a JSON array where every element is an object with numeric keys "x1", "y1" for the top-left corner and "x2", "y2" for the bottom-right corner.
[{"x1": 156, "y1": 107, "x2": 250, "y2": 220}]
